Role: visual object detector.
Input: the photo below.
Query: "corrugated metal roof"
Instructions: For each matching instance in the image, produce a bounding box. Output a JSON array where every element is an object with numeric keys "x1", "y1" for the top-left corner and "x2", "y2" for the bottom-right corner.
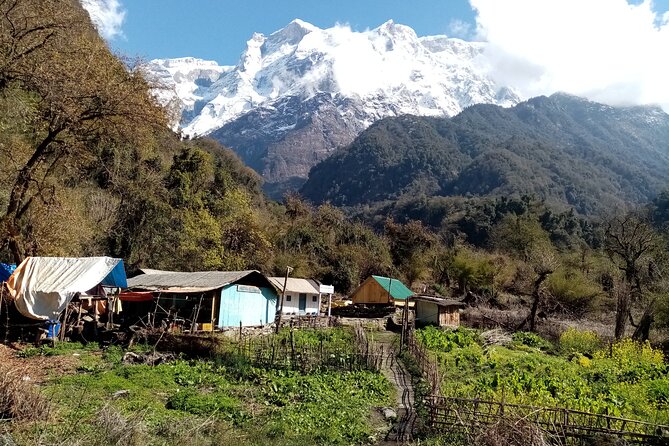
[
  {"x1": 268, "y1": 277, "x2": 320, "y2": 294},
  {"x1": 412, "y1": 295, "x2": 465, "y2": 307},
  {"x1": 127, "y1": 270, "x2": 259, "y2": 291},
  {"x1": 371, "y1": 275, "x2": 413, "y2": 300}
]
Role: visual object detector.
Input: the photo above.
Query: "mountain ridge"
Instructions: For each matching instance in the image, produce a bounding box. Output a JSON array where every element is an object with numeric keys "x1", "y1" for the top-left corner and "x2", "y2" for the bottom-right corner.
[
  {"x1": 300, "y1": 93, "x2": 669, "y2": 215},
  {"x1": 143, "y1": 19, "x2": 519, "y2": 196}
]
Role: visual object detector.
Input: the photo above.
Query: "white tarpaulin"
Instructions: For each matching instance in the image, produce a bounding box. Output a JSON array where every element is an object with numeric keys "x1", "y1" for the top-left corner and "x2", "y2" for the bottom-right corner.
[{"x1": 6, "y1": 257, "x2": 121, "y2": 321}]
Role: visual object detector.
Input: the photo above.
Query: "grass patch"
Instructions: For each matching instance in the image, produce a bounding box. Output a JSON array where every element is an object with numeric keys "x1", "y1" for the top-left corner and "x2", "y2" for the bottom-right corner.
[{"x1": 7, "y1": 327, "x2": 392, "y2": 446}]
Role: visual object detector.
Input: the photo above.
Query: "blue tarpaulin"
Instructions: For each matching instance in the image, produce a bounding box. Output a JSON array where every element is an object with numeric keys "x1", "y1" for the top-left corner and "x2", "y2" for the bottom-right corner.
[
  {"x1": 101, "y1": 259, "x2": 127, "y2": 288},
  {"x1": 0, "y1": 263, "x2": 16, "y2": 282}
]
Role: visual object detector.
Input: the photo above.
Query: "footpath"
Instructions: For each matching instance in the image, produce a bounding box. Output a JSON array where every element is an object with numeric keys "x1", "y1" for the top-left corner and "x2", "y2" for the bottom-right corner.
[{"x1": 374, "y1": 331, "x2": 416, "y2": 444}]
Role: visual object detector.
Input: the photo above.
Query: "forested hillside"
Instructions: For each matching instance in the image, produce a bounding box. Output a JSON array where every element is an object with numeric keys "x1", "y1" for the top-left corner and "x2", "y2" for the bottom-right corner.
[
  {"x1": 301, "y1": 94, "x2": 669, "y2": 215},
  {"x1": 3, "y1": 0, "x2": 669, "y2": 346}
]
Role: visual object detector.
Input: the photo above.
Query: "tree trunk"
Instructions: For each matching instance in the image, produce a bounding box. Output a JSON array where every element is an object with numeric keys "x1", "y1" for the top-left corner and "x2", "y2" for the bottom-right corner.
[
  {"x1": 632, "y1": 301, "x2": 655, "y2": 342},
  {"x1": 614, "y1": 286, "x2": 631, "y2": 340},
  {"x1": 1, "y1": 130, "x2": 58, "y2": 263},
  {"x1": 529, "y1": 271, "x2": 550, "y2": 332}
]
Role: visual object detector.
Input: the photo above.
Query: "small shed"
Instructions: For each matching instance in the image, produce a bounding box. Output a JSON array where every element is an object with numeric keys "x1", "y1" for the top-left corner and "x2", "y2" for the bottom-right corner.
[
  {"x1": 126, "y1": 269, "x2": 277, "y2": 329},
  {"x1": 413, "y1": 295, "x2": 464, "y2": 327},
  {"x1": 351, "y1": 275, "x2": 413, "y2": 305},
  {"x1": 268, "y1": 277, "x2": 321, "y2": 316},
  {"x1": 6, "y1": 257, "x2": 126, "y2": 321}
]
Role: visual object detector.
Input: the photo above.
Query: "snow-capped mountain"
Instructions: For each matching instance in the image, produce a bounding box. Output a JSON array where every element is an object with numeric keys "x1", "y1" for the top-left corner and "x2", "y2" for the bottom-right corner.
[{"x1": 144, "y1": 19, "x2": 520, "y2": 196}]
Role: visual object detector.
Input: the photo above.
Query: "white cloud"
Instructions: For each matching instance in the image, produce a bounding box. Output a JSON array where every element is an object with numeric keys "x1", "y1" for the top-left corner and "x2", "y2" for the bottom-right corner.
[
  {"x1": 80, "y1": 0, "x2": 126, "y2": 40},
  {"x1": 470, "y1": 0, "x2": 669, "y2": 110},
  {"x1": 448, "y1": 19, "x2": 474, "y2": 39},
  {"x1": 299, "y1": 22, "x2": 415, "y2": 97}
]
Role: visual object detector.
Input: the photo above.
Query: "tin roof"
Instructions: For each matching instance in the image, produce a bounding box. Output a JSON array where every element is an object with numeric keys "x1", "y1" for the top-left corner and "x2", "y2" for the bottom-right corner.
[
  {"x1": 268, "y1": 277, "x2": 320, "y2": 294},
  {"x1": 412, "y1": 295, "x2": 465, "y2": 307},
  {"x1": 371, "y1": 275, "x2": 413, "y2": 300},
  {"x1": 127, "y1": 270, "x2": 263, "y2": 292}
]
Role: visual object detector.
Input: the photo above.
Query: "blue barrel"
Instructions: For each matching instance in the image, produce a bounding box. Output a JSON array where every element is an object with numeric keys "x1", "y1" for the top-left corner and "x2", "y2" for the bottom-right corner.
[{"x1": 46, "y1": 321, "x2": 61, "y2": 339}]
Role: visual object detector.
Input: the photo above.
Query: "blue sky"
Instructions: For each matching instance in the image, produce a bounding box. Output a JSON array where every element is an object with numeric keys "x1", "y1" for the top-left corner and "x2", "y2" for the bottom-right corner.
[
  {"x1": 84, "y1": 0, "x2": 669, "y2": 109},
  {"x1": 106, "y1": 0, "x2": 476, "y2": 63}
]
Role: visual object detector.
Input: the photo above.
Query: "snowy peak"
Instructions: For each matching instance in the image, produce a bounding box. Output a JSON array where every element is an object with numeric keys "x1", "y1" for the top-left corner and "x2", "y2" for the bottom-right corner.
[
  {"x1": 264, "y1": 19, "x2": 318, "y2": 51},
  {"x1": 146, "y1": 19, "x2": 518, "y2": 137},
  {"x1": 143, "y1": 19, "x2": 521, "y2": 195}
]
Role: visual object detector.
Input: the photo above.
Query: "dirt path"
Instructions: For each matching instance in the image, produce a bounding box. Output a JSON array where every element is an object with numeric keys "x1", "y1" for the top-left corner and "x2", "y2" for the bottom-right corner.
[{"x1": 373, "y1": 331, "x2": 416, "y2": 444}]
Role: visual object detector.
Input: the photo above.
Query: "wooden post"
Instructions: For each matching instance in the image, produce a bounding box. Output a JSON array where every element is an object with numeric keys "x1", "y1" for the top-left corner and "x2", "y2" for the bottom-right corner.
[
  {"x1": 327, "y1": 293, "x2": 332, "y2": 317},
  {"x1": 192, "y1": 293, "x2": 204, "y2": 332},
  {"x1": 59, "y1": 303, "x2": 70, "y2": 341},
  {"x1": 152, "y1": 293, "x2": 161, "y2": 328},
  {"x1": 400, "y1": 297, "x2": 409, "y2": 354},
  {"x1": 239, "y1": 320, "x2": 242, "y2": 341},
  {"x1": 290, "y1": 324, "x2": 295, "y2": 367},
  {"x1": 275, "y1": 266, "x2": 292, "y2": 333},
  {"x1": 93, "y1": 299, "x2": 99, "y2": 338},
  {"x1": 210, "y1": 292, "x2": 217, "y2": 332}
]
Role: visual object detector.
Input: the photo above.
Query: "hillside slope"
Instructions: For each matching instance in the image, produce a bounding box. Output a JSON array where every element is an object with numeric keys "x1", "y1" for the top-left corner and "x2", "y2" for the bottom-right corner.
[
  {"x1": 144, "y1": 19, "x2": 518, "y2": 196},
  {"x1": 301, "y1": 94, "x2": 669, "y2": 215}
]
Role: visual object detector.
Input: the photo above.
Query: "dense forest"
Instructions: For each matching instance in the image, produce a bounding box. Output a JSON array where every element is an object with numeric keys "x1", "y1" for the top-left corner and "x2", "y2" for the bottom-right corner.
[
  {"x1": 301, "y1": 94, "x2": 669, "y2": 215},
  {"x1": 1, "y1": 0, "x2": 669, "y2": 345}
]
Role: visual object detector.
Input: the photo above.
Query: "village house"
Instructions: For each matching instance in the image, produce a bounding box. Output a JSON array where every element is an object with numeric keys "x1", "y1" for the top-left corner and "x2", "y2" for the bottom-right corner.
[
  {"x1": 412, "y1": 295, "x2": 464, "y2": 327},
  {"x1": 125, "y1": 269, "x2": 278, "y2": 330},
  {"x1": 351, "y1": 275, "x2": 414, "y2": 306},
  {"x1": 268, "y1": 277, "x2": 321, "y2": 316}
]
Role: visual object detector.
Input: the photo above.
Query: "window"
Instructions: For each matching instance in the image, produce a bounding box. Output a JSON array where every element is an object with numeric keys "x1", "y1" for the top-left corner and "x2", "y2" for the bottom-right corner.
[
  {"x1": 286, "y1": 295, "x2": 292, "y2": 301},
  {"x1": 312, "y1": 296, "x2": 317, "y2": 302}
]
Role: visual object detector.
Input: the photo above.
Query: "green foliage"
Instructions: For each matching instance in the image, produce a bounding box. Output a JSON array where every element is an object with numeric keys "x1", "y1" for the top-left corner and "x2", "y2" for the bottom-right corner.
[
  {"x1": 591, "y1": 339, "x2": 666, "y2": 383},
  {"x1": 491, "y1": 214, "x2": 553, "y2": 262},
  {"x1": 34, "y1": 331, "x2": 392, "y2": 446},
  {"x1": 546, "y1": 268, "x2": 602, "y2": 314},
  {"x1": 416, "y1": 327, "x2": 669, "y2": 424},
  {"x1": 166, "y1": 388, "x2": 241, "y2": 421},
  {"x1": 417, "y1": 326, "x2": 480, "y2": 352},
  {"x1": 302, "y1": 94, "x2": 669, "y2": 218},
  {"x1": 16, "y1": 342, "x2": 99, "y2": 358},
  {"x1": 512, "y1": 332, "x2": 552, "y2": 351},
  {"x1": 449, "y1": 248, "x2": 512, "y2": 295},
  {"x1": 647, "y1": 380, "x2": 669, "y2": 405},
  {"x1": 559, "y1": 328, "x2": 602, "y2": 357},
  {"x1": 260, "y1": 369, "x2": 391, "y2": 443}
]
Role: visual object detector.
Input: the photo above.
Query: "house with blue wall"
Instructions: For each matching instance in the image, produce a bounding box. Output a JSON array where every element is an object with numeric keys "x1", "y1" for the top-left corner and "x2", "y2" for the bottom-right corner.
[{"x1": 126, "y1": 269, "x2": 278, "y2": 329}]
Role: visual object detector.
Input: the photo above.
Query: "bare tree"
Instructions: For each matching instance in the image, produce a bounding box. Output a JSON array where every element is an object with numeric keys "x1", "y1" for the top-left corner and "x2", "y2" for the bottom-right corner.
[
  {"x1": 604, "y1": 212, "x2": 661, "y2": 340},
  {"x1": 518, "y1": 244, "x2": 559, "y2": 332}
]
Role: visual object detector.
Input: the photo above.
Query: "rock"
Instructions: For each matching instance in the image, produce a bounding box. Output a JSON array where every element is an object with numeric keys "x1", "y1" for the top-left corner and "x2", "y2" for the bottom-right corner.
[
  {"x1": 112, "y1": 390, "x2": 130, "y2": 399},
  {"x1": 122, "y1": 351, "x2": 176, "y2": 365},
  {"x1": 122, "y1": 352, "x2": 142, "y2": 364},
  {"x1": 381, "y1": 407, "x2": 397, "y2": 421}
]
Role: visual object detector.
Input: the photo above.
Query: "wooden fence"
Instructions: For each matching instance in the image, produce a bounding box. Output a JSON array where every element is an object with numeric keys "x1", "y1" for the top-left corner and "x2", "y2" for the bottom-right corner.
[
  {"x1": 233, "y1": 326, "x2": 384, "y2": 373},
  {"x1": 353, "y1": 324, "x2": 385, "y2": 371},
  {"x1": 426, "y1": 396, "x2": 669, "y2": 445},
  {"x1": 405, "y1": 327, "x2": 441, "y2": 394}
]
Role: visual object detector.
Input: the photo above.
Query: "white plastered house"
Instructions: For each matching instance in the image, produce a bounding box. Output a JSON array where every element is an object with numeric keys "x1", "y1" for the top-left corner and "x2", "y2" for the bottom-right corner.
[{"x1": 268, "y1": 277, "x2": 321, "y2": 316}]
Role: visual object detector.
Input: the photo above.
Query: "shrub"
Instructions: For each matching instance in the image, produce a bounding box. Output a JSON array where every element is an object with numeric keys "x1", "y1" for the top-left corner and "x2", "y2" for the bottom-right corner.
[
  {"x1": 512, "y1": 332, "x2": 553, "y2": 351},
  {"x1": 0, "y1": 364, "x2": 50, "y2": 421},
  {"x1": 546, "y1": 269, "x2": 601, "y2": 314},
  {"x1": 474, "y1": 419, "x2": 551, "y2": 446},
  {"x1": 559, "y1": 328, "x2": 602, "y2": 357},
  {"x1": 648, "y1": 379, "x2": 669, "y2": 404},
  {"x1": 592, "y1": 339, "x2": 667, "y2": 383},
  {"x1": 94, "y1": 404, "x2": 147, "y2": 446},
  {"x1": 417, "y1": 326, "x2": 481, "y2": 352}
]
